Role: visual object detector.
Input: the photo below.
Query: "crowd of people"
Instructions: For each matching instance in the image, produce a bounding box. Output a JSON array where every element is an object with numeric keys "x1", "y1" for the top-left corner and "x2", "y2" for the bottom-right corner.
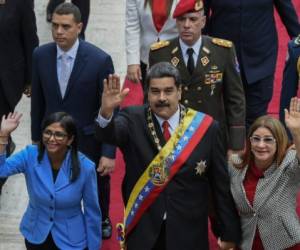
[{"x1": 0, "y1": 0, "x2": 300, "y2": 249}]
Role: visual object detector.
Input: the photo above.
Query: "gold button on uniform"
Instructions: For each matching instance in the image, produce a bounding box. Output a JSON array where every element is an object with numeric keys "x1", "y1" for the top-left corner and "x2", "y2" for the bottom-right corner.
[
  {"x1": 197, "y1": 86, "x2": 202, "y2": 91},
  {"x1": 197, "y1": 100, "x2": 202, "y2": 104},
  {"x1": 184, "y1": 100, "x2": 189, "y2": 104},
  {"x1": 184, "y1": 86, "x2": 189, "y2": 91}
]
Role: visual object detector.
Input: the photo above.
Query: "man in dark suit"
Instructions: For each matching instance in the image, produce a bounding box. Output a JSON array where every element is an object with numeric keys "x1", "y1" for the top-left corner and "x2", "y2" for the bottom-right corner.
[
  {"x1": 46, "y1": 0, "x2": 90, "y2": 40},
  {"x1": 149, "y1": 0, "x2": 245, "y2": 158},
  {"x1": 31, "y1": 3, "x2": 113, "y2": 239},
  {"x1": 279, "y1": 34, "x2": 300, "y2": 138},
  {"x1": 204, "y1": 0, "x2": 300, "y2": 129},
  {"x1": 95, "y1": 62, "x2": 241, "y2": 250},
  {"x1": 0, "y1": 0, "x2": 39, "y2": 194}
]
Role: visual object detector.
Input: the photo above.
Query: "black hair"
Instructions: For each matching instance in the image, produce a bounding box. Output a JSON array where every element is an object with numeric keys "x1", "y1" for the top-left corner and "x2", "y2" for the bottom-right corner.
[
  {"x1": 145, "y1": 62, "x2": 182, "y2": 92},
  {"x1": 53, "y1": 2, "x2": 81, "y2": 23},
  {"x1": 38, "y1": 112, "x2": 80, "y2": 182}
]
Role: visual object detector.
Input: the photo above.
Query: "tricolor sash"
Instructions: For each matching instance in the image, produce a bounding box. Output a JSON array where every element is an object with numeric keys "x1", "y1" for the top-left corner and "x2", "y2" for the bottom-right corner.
[{"x1": 117, "y1": 109, "x2": 213, "y2": 248}]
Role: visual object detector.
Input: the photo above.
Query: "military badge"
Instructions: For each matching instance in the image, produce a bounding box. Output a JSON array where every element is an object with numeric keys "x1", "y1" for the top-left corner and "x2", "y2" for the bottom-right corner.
[
  {"x1": 201, "y1": 56, "x2": 209, "y2": 66},
  {"x1": 0, "y1": 0, "x2": 5, "y2": 4},
  {"x1": 150, "y1": 40, "x2": 170, "y2": 51},
  {"x1": 149, "y1": 163, "x2": 169, "y2": 186},
  {"x1": 212, "y1": 38, "x2": 232, "y2": 48},
  {"x1": 195, "y1": 160, "x2": 207, "y2": 175},
  {"x1": 172, "y1": 47, "x2": 179, "y2": 54},
  {"x1": 194, "y1": 0, "x2": 203, "y2": 11},
  {"x1": 202, "y1": 46, "x2": 210, "y2": 54},
  {"x1": 171, "y1": 57, "x2": 180, "y2": 67}
]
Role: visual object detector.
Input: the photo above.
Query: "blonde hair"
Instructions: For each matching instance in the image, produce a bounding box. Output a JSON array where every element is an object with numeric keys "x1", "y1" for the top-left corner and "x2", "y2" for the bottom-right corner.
[{"x1": 238, "y1": 116, "x2": 289, "y2": 169}]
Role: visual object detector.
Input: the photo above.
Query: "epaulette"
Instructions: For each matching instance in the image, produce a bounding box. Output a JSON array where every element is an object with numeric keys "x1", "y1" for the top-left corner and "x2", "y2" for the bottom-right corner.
[
  {"x1": 294, "y1": 34, "x2": 300, "y2": 46},
  {"x1": 212, "y1": 38, "x2": 232, "y2": 48},
  {"x1": 150, "y1": 40, "x2": 170, "y2": 51}
]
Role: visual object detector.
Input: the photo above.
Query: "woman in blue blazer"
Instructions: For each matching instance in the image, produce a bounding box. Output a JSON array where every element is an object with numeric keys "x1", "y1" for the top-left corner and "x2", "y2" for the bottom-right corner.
[{"x1": 0, "y1": 112, "x2": 101, "y2": 250}]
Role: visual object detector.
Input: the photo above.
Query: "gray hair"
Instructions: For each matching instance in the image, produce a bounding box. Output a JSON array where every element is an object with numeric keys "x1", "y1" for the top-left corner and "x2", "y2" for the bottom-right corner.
[{"x1": 145, "y1": 62, "x2": 181, "y2": 91}]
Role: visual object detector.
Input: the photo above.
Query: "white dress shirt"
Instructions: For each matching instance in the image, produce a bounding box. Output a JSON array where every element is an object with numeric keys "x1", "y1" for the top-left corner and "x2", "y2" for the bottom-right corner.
[
  {"x1": 179, "y1": 37, "x2": 202, "y2": 67},
  {"x1": 56, "y1": 39, "x2": 79, "y2": 97}
]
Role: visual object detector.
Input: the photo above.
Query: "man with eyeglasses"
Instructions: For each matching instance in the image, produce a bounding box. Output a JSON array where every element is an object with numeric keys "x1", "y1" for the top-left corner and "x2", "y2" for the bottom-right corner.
[{"x1": 31, "y1": 2, "x2": 115, "y2": 239}]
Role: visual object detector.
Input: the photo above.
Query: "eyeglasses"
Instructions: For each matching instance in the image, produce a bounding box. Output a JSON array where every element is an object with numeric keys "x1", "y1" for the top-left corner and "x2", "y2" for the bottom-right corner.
[
  {"x1": 42, "y1": 130, "x2": 68, "y2": 142},
  {"x1": 250, "y1": 136, "x2": 276, "y2": 145}
]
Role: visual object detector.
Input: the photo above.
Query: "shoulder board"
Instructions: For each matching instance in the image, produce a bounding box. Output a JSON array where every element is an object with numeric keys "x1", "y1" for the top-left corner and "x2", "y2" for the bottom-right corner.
[
  {"x1": 293, "y1": 34, "x2": 300, "y2": 47},
  {"x1": 212, "y1": 38, "x2": 232, "y2": 48},
  {"x1": 150, "y1": 40, "x2": 170, "y2": 51}
]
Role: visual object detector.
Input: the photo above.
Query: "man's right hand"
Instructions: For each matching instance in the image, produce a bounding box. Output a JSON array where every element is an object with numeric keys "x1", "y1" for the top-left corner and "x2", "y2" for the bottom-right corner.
[
  {"x1": 100, "y1": 74, "x2": 130, "y2": 119},
  {"x1": 126, "y1": 64, "x2": 141, "y2": 83}
]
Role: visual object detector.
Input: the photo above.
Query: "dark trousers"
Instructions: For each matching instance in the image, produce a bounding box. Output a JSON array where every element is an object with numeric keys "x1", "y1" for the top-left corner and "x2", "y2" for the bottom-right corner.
[
  {"x1": 242, "y1": 74, "x2": 274, "y2": 131},
  {"x1": 47, "y1": 0, "x2": 90, "y2": 39},
  {"x1": 25, "y1": 233, "x2": 88, "y2": 250},
  {"x1": 25, "y1": 233, "x2": 59, "y2": 250},
  {"x1": 97, "y1": 174, "x2": 110, "y2": 219},
  {"x1": 152, "y1": 221, "x2": 166, "y2": 250}
]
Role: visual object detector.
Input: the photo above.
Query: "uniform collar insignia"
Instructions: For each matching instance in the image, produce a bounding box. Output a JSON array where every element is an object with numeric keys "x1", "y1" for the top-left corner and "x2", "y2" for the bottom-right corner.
[
  {"x1": 171, "y1": 57, "x2": 180, "y2": 67},
  {"x1": 202, "y1": 46, "x2": 210, "y2": 54},
  {"x1": 201, "y1": 56, "x2": 209, "y2": 66},
  {"x1": 172, "y1": 47, "x2": 179, "y2": 54}
]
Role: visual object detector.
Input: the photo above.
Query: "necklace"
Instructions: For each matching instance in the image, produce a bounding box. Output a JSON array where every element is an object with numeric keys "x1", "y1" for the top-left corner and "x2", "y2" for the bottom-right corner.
[{"x1": 147, "y1": 105, "x2": 186, "y2": 151}]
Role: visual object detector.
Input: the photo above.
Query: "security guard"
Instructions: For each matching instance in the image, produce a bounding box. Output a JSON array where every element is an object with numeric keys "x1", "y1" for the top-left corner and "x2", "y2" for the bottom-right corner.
[
  {"x1": 279, "y1": 34, "x2": 300, "y2": 138},
  {"x1": 149, "y1": 0, "x2": 245, "y2": 154}
]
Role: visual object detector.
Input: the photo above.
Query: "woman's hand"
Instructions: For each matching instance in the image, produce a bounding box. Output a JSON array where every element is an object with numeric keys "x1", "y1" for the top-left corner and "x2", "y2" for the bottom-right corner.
[
  {"x1": 285, "y1": 97, "x2": 300, "y2": 135},
  {"x1": 0, "y1": 112, "x2": 23, "y2": 136}
]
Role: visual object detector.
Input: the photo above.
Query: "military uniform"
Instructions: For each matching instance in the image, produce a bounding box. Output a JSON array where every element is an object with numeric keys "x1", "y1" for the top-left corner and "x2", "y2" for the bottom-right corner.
[
  {"x1": 149, "y1": 36, "x2": 245, "y2": 150},
  {"x1": 279, "y1": 34, "x2": 300, "y2": 138}
]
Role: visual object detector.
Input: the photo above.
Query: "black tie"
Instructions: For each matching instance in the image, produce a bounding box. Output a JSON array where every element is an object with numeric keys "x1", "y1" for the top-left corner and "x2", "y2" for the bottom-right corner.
[{"x1": 187, "y1": 48, "x2": 195, "y2": 75}]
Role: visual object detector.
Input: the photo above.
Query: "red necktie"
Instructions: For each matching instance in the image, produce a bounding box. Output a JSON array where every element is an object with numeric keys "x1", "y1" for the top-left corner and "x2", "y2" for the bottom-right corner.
[
  {"x1": 152, "y1": 0, "x2": 168, "y2": 33},
  {"x1": 162, "y1": 121, "x2": 171, "y2": 141}
]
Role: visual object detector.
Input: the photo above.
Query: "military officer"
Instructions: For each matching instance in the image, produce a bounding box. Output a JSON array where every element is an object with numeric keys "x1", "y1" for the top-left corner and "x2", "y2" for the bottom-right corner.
[
  {"x1": 149, "y1": 0, "x2": 245, "y2": 155},
  {"x1": 279, "y1": 34, "x2": 300, "y2": 139}
]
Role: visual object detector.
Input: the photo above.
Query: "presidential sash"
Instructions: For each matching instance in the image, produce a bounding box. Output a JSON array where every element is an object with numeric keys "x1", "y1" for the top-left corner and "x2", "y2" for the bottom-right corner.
[{"x1": 117, "y1": 109, "x2": 213, "y2": 248}]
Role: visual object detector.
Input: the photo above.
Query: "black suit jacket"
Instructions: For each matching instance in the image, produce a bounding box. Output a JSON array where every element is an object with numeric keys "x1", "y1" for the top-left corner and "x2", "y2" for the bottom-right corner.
[
  {"x1": 204, "y1": 0, "x2": 300, "y2": 84},
  {"x1": 31, "y1": 40, "x2": 115, "y2": 161},
  {"x1": 96, "y1": 106, "x2": 241, "y2": 250},
  {"x1": 0, "y1": 0, "x2": 38, "y2": 110}
]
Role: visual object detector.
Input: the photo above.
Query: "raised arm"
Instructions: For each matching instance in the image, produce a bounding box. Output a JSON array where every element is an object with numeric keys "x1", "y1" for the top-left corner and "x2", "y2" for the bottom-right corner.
[
  {"x1": 100, "y1": 74, "x2": 129, "y2": 119},
  {"x1": 0, "y1": 113, "x2": 22, "y2": 153},
  {"x1": 285, "y1": 97, "x2": 300, "y2": 158}
]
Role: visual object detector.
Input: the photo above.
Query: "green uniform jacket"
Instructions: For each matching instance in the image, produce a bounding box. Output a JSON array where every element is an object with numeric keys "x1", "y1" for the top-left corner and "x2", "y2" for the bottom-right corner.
[{"x1": 149, "y1": 36, "x2": 245, "y2": 150}]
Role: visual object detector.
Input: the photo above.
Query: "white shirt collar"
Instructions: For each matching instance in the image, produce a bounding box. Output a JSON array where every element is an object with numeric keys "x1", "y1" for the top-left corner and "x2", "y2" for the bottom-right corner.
[
  {"x1": 179, "y1": 36, "x2": 202, "y2": 57},
  {"x1": 56, "y1": 39, "x2": 79, "y2": 59},
  {"x1": 154, "y1": 106, "x2": 180, "y2": 132}
]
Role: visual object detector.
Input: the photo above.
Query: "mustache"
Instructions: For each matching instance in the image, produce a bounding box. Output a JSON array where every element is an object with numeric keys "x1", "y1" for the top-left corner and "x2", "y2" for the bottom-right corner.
[{"x1": 155, "y1": 102, "x2": 169, "y2": 108}]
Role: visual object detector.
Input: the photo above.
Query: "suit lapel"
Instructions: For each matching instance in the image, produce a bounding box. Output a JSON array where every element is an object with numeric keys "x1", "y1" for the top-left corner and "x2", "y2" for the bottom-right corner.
[
  {"x1": 34, "y1": 153, "x2": 55, "y2": 195},
  {"x1": 49, "y1": 45, "x2": 64, "y2": 101},
  {"x1": 253, "y1": 163, "x2": 284, "y2": 210},
  {"x1": 63, "y1": 41, "x2": 87, "y2": 100},
  {"x1": 170, "y1": 39, "x2": 191, "y2": 83},
  {"x1": 193, "y1": 36, "x2": 211, "y2": 79},
  {"x1": 54, "y1": 153, "x2": 71, "y2": 192}
]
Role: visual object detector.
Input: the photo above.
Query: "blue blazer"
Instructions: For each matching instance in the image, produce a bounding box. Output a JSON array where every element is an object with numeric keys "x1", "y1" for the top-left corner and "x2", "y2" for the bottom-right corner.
[
  {"x1": 0, "y1": 145, "x2": 101, "y2": 250},
  {"x1": 204, "y1": 0, "x2": 300, "y2": 84},
  {"x1": 31, "y1": 40, "x2": 115, "y2": 162}
]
